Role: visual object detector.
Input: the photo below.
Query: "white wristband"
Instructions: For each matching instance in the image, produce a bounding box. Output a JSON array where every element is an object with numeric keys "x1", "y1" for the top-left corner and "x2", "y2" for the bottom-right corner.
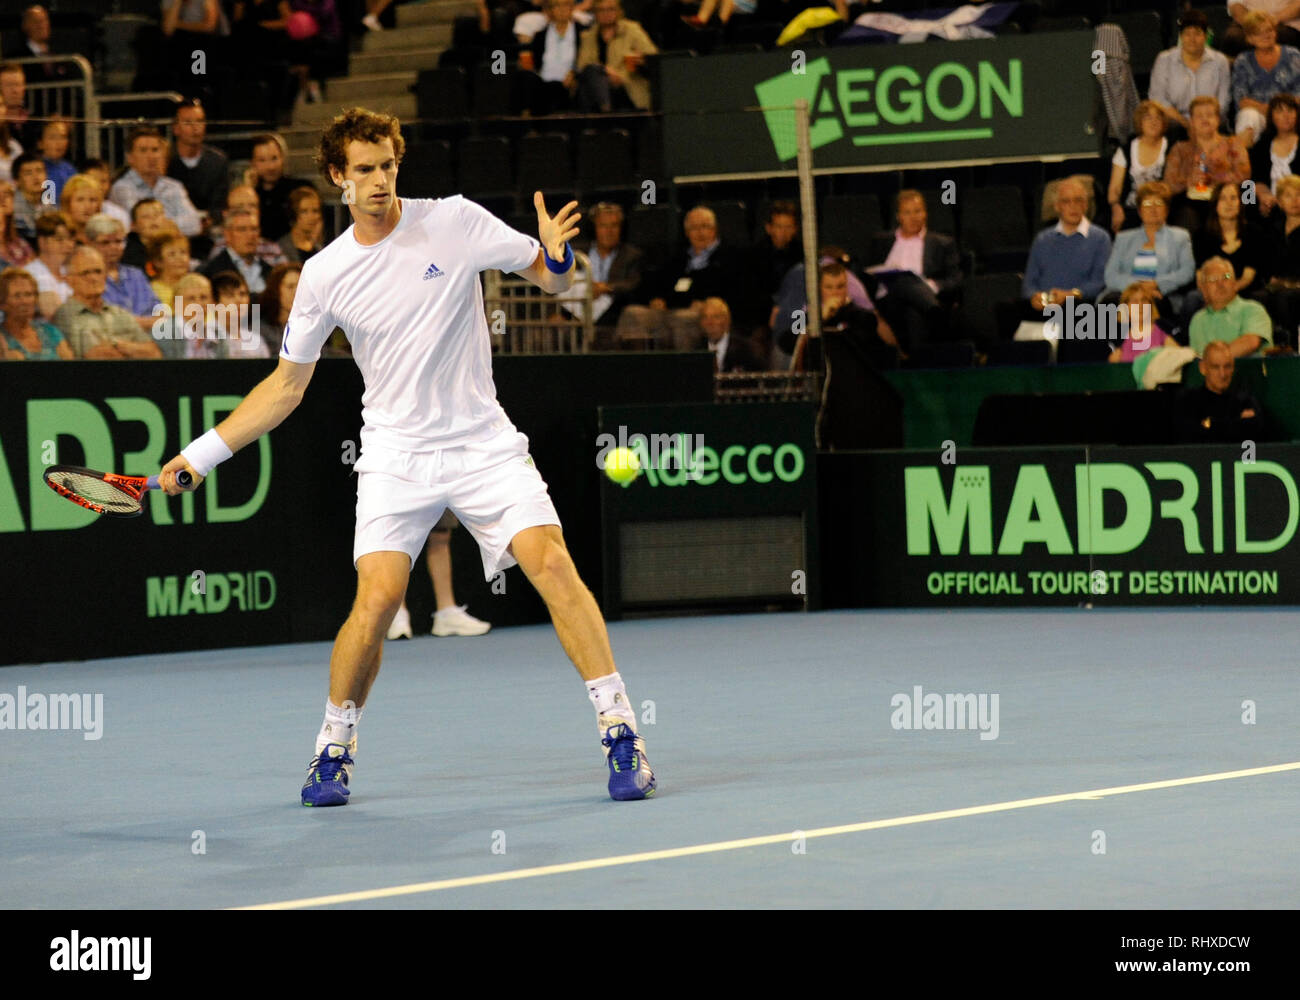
[{"x1": 181, "y1": 428, "x2": 233, "y2": 477}]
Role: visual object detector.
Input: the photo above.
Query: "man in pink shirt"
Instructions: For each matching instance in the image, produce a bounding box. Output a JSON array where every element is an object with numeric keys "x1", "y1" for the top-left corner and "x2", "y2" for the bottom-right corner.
[{"x1": 866, "y1": 189, "x2": 962, "y2": 356}]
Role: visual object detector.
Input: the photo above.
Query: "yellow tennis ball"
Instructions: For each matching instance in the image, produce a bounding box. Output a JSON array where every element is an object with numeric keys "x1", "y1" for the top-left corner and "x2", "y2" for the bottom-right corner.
[{"x1": 604, "y1": 447, "x2": 641, "y2": 485}]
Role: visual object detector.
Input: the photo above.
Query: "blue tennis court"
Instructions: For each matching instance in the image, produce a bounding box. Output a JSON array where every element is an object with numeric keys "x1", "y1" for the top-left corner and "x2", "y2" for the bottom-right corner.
[{"x1": 4, "y1": 607, "x2": 1297, "y2": 909}]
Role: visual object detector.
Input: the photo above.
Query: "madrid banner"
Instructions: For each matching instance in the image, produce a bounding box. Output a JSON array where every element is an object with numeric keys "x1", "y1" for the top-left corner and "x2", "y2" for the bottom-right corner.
[
  {"x1": 850, "y1": 444, "x2": 1300, "y2": 606},
  {"x1": 1, "y1": 355, "x2": 713, "y2": 666},
  {"x1": 659, "y1": 31, "x2": 1099, "y2": 178}
]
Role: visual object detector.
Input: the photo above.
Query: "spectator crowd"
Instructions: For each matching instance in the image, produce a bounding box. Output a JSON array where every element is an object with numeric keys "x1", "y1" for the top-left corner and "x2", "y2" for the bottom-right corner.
[{"x1": 1, "y1": 42, "x2": 326, "y2": 362}]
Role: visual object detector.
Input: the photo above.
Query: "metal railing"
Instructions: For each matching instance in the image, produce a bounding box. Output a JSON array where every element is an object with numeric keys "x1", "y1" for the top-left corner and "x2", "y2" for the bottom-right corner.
[
  {"x1": 714, "y1": 371, "x2": 821, "y2": 403},
  {"x1": 14, "y1": 54, "x2": 185, "y2": 166},
  {"x1": 483, "y1": 250, "x2": 595, "y2": 353}
]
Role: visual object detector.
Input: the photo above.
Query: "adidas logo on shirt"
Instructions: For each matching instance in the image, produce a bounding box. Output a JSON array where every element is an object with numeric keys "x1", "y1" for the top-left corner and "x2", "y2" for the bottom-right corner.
[{"x1": 423, "y1": 262, "x2": 445, "y2": 280}]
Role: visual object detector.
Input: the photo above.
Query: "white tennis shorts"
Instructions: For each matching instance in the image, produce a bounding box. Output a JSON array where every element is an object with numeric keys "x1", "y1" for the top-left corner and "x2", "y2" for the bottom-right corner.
[{"x1": 352, "y1": 423, "x2": 561, "y2": 579}]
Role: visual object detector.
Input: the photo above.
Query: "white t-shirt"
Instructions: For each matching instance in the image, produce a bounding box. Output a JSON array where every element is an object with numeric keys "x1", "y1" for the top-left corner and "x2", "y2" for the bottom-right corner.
[
  {"x1": 25, "y1": 257, "x2": 73, "y2": 308},
  {"x1": 281, "y1": 196, "x2": 540, "y2": 453}
]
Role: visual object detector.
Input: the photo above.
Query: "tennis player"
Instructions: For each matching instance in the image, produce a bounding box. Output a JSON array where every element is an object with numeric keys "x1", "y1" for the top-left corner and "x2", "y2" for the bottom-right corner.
[{"x1": 158, "y1": 107, "x2": 655, "y2": 806}]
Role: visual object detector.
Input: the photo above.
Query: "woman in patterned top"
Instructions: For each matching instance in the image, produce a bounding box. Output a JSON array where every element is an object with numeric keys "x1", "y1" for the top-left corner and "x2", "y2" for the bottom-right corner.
[
  {"x1": 1108, "y1": 100, "x2": 1171, "y2": 233},
  {"x1": 1164, "y1": 96, "x2": 1251, "y2": 233},
  {"x1": 0, "y1": 267, "x2": 73, "y2": 360},
  {"x1": 1231, "y1": 10, "x2": 1300, "y2": 147}
]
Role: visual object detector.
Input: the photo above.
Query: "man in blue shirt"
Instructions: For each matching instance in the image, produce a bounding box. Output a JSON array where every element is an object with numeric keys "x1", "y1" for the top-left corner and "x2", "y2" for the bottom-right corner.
[
  {"x1": 1000, "y1": 179, "x2": 1112, "y2": 337},
  {"x1": 108, "y1": 126, "x2": 203, "y2": 237}
]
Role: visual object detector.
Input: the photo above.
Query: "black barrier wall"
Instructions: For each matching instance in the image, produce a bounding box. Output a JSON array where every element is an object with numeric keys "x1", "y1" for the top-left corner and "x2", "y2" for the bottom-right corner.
[
  {"x1": 1, "y1": 356, "x2": 713, "y2": 666},
  {"x1": 821, "y1": 444, "x2": 1300, "y2": 607}
]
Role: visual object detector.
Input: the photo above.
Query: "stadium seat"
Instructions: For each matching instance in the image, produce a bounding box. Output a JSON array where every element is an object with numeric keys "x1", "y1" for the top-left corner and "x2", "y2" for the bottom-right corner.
[
  {"x1": 818, "y1": 193, "x2": 882, "y2": 262},
  {"x1": 415, "y1": 68, "x2": 470, "y2": 121},
  {"x1": 452, "y1": 15, "x2": 484, "y2": 50},
  {"x1": 916, "y1": 189, "x2": 957, "y2": 237},
  {"x1": 517, "y1": 132, "x2": 574, "y2": 199},
  {"x1": 471, "y1": 65, "x2": 513, "y2": 117},
  {"x1": 959, "y1": 271, "x2": 1024, "y2": 347},
  {"x1": 401, "y1": 141, "x2": 455, "y2": 200},
  {"x1": 626, "y1": 203, "x2": 680, "y2": 269},
  {"x1": 706, "y1": 200, "x2": 751, "y2": 248},
  {"x1": 456, "y1": 135, "x2": 513, "y2": 199},
  {"x1": 576, "y1": 129, "x2": 636, "y2": 197},
  {"x1": 985, "y1": 340, "x2": 1052, "y2": 366},
  {"x1": 1104, "y1": 10, "x2": 1165, "y2": 87},
  {"x1": 962, "y1": 185, "x2": 1031, "y2": 271}
]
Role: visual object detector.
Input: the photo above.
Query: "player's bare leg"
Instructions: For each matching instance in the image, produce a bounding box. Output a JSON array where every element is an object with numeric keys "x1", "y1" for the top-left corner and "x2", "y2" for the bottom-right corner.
[
  {"x1": 303, "y1": 550, "x2": 407, "y2": 806},
  {"x1": 511, "y1": 523, "x2": 655, "y2": 799},
  {"x1": 510, "y1": 524, "x2": 615, "y2": 681},
  {"x1": 330, "y1": 550, "x2": 409, "y2": 705}
]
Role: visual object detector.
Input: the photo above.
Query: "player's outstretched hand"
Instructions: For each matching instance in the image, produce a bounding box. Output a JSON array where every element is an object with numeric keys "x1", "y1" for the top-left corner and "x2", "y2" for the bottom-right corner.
[
  {"x1": 535, "y1": 191, "x2": 580, "y2": 263},
  {"x1": 159, "y1": 454, "x2": 204, "y2": 495}
]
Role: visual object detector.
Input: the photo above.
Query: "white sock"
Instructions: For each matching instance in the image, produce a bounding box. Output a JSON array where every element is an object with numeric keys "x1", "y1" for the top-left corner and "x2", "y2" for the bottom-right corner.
[
  {"x1": 316, "y1": 699, "x2": 362, "y2": 755},
  {"x1": 587, "y1": 671, "x2": 636, "y2": 735}
]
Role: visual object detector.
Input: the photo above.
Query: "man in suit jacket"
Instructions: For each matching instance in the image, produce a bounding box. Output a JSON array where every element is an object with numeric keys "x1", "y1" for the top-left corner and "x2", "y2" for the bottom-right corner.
[
  {"x1": 578, "y1": 201, "x2": 642, "y2": 327},
  {"x1": 648, "y1": 205, "x2": 747, "y2": 311},
  {"x1": 3, "y1": 6, "x2": 75, "y2": 86},
  {"x1": 700, "y1": 296, "x2": 766, "y2": 371},
  {"x1": 866, "y1": 189, "x2": 962, "y2": 354},
  {"x1": 575, "y1": 0, "x2": 658, "y2": 112},
  {"x1": 200, "y1": 206, "x2": 271, "y2": 295}
]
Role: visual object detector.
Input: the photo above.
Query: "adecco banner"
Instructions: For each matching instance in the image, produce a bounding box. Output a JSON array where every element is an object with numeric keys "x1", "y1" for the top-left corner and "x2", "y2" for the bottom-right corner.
[
  {"x1": 659, "y1": 32, "x2": 1098, "y2": 178},
  {"x1": 598, "y1": 402, "x2": 820, "y2": 614},
  {"x1": 855, "y1": 445, "x2": 1300, "y2": 606}
]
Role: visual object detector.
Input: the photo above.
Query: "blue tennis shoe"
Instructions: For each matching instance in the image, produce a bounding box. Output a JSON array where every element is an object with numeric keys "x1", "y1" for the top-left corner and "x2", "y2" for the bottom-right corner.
[
  {"x1": 602, "y1": 723, "x2": 656, "y2": 801},
  {"x1": 302, "y1": 743, "x2": 354, "y2": 807}
]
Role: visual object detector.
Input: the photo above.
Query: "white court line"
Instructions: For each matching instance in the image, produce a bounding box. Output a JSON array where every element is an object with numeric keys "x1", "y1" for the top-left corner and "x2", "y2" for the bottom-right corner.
[{"x1": 237, "y1": 761, "x2": 1300, "y2": 910}]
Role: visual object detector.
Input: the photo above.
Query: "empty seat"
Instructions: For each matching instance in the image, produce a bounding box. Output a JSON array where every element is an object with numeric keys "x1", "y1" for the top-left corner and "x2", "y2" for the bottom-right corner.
[
  {"x1": 915, "y1": 189, "x2": 957, "y2": 237},
  {"x1": 626, "y1": 203, "x2": 680, "y2": 267},
  {"x1": 577, "y1": 129, "x2": 636, "y2": 196},
  {"x1": 818, "y1": 193, "x2": 882, "y2": 262},
  {"x1": 400, "y1": 140, "x2": 454, "y2": 199},
  {"x1": 962, "y1": 185, "x2": 1030, "y2": 270},
  {"x1": 516, "y1": 132, "x2": 574, "y2": 197},
  {"x1": 705, "y1": 200, "x2": 750, "y2": 248},
  {"x1": 456, "y1": 135, "x2": 513, "y2": 198},
  {"x1": 471, "y1": 65, "x2": 513, "y2": 117},
  {"x1": 1103, "y1": 11, "x2": 1164, "y2": 82},
  {"x1": 959, "y1": 271, "x2": 1024, "y2": 347},
  {"x1": 415, "y1": 67, "x2": 470, "y2": 121},
  {"x1": 986, "y1": 340, "x2": 1052, "y2": 366}
]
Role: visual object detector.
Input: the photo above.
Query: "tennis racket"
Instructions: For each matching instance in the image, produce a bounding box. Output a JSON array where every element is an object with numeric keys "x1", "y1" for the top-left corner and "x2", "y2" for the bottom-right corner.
[{"x1": 43, "y1": 465, "x2": 195, "y2": 518}]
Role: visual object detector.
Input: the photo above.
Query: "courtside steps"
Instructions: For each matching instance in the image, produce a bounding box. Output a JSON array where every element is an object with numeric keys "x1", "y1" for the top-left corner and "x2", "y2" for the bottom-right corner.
[{"x1": 284, "y1": 0, "x2": 475, "y2": 174}]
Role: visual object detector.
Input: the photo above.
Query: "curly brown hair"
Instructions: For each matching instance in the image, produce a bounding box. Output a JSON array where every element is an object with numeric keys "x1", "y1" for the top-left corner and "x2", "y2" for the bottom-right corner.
[{"x1": 315, "y1": 107, "x2": 405, "y2": 186}]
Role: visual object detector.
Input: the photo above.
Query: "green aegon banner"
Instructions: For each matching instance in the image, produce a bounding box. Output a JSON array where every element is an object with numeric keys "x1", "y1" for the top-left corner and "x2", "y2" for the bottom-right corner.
[
  {"x1": 659, "y1": 32, "x2": 1098, "y2": 178},
  {"x1": 856, "y1": 444, "x2": 1300, "y2": 606}
]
